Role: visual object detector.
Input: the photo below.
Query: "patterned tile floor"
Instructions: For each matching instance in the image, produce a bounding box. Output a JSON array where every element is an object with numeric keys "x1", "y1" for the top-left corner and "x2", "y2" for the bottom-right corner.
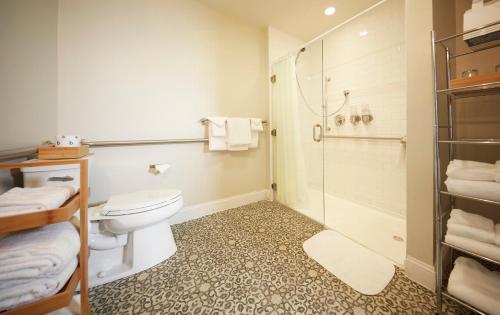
[{"x1": 89, "y1": 201, "x2": 470, "y2": 314}]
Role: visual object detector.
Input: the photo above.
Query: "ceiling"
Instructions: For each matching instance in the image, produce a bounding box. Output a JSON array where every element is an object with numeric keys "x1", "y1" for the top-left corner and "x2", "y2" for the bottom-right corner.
[{"x1": 195, "y1": 0, "x2": 381, "y2": 41}]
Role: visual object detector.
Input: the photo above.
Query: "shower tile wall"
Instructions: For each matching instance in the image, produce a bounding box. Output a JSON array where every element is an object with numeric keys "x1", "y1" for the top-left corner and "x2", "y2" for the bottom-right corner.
[{"x1": 300, "y1": 0, "x2": 406, "y2": 218}]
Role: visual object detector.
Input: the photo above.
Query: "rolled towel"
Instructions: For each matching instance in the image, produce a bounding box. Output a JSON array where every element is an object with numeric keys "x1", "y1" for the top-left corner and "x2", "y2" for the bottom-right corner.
[
  {"x1": 0, "y1": 258, "x2": 77, "y2": 311},
  {"x1": 447, "y1": 209, "x2": 495, "y2": 244},
  {"x1": 445, "y1": 234, "x2": 500, "y2": 262},
  {"x1": 0, "y1": 186, "x2": 75, "y2": 217},
  {"x1": 448, "y1": 257, "x2": 500, "y2": 315},
  {"x1": 445, "y1": 178, "x2": 500, "y2": 202},
  {"x1": 0, "y1": 222, "x2": 80, "y2": 281},
  {"x1": 446, "y1": 159, "x2": 496, "y2": 182}
]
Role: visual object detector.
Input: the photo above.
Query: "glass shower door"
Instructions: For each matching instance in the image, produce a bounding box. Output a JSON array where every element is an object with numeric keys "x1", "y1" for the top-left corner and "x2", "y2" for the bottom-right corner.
[{"x1": 271, "y1": 40, "x2": 325, "y2": 224}]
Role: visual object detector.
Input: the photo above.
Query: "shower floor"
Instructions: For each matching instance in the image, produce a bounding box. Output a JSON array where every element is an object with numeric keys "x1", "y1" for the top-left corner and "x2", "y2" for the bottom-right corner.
[
  {"x1": 294, "y1": 189, "x2": 406, "y2": 265},
  {"x1": 89, "y1": 201, "x2": 466, "y2": 314}
]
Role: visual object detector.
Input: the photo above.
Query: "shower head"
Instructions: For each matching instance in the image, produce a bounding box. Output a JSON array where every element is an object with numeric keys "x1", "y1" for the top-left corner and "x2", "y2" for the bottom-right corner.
[{"x1": 295, "y1": 47, "x2": 306, "y2": 65}]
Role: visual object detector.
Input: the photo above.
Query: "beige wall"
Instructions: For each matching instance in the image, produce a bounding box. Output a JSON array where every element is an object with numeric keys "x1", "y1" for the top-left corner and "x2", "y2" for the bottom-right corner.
[
  {"x1": 0, "y1": 0, "x2": 58, "y2": 193},
  {"x1": 57, "y1": 0, "x2": 269, "y2": 205},
  {"x1": 0, "y1": 0, "x2": 58, "y2": 150},
  {"x1": 405, "y1": 0, "x2": 435, "y2": 286}
]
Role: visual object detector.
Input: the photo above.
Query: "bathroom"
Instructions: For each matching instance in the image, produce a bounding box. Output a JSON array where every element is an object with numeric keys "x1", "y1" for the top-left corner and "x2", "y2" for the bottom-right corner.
[{"x1": 0, "y1": 0, "x2": 499, "y2": 314}]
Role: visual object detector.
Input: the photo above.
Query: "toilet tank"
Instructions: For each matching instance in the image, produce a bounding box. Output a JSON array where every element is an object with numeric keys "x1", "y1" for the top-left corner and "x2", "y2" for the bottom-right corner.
[{"x1": 21, "y1": 161, "x2": 81, "y2": 191}]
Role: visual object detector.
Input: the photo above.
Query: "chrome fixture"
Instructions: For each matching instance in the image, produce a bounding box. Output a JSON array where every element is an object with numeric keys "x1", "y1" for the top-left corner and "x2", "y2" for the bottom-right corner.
[
  {"x1": 360, "y1": 104, "x2": 373, "y2": 125},
  {"x1": 334, "y1": 114, "x2": 346, "y2": 126},
  {"x1": 350, "y1": 114, "x2": 361, "y2": 125},
  {"x1": 361, "y1": 114, "x2": 373, "y2": 124}
]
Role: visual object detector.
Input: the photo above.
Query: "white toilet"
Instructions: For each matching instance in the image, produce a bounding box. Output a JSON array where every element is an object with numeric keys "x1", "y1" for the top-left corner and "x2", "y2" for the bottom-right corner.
[{"x1": 20, "y1": 162, "x2": 183, "y2": 287}]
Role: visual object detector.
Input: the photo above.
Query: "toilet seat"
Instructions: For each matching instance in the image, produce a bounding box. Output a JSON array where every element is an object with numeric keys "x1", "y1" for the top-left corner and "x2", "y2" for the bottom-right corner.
[{"x1": 102, "y1": 189, "x2": 182, "y2": 216}]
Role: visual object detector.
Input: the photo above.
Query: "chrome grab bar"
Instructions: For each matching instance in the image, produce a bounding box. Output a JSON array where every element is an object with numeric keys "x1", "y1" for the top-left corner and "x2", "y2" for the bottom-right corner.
[
  {"x1": 313, "y1": 124, "x2": 323, "y2": 142},
  {"x1": 324, "y1": 134, "x2": 406, "y2": 143}
]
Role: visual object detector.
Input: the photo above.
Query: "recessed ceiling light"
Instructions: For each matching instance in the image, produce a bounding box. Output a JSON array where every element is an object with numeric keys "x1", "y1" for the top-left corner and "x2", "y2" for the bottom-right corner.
[
  {"x1": 359, "y1": 30, "x2": 368, "y2": 36},
  {"x1": 324, "y1": 7, "x2": 336, "y2": 16}
]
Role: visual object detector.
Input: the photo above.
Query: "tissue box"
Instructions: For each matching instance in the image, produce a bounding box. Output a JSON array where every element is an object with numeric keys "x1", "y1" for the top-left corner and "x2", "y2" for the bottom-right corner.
[{"x1": 38, "y1": 145, "x2": 89, "y2": 160}]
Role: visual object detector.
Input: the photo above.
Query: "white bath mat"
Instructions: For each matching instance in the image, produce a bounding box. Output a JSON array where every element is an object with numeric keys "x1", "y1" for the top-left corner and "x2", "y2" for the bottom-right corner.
[{"x1": 303, "y1": 230, "x2": 395, "y2": 295}]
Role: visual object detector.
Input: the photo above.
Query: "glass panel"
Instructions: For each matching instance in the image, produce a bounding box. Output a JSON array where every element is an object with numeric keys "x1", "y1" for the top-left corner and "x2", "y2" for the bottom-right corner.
[
  {"x1": 271, "y1": 39, "x2": 324, "y2": 224},
  {"x1": 322, "y1": 0, "x2": 407, "y2": 265}
]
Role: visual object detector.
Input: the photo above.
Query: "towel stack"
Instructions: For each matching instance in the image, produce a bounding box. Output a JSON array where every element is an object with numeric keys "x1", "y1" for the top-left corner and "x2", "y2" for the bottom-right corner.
[
  {"x1": 0, "y1": 186, "x2": 76, "y2": 217},
  {"x1": 0, "y1": 222, "x2": 80, "y2": 311},
  {"x1": 445, "y1": 159, "x2": 500, "y2": 202},
  {"x1": 448, "y1": 257, "x2": 500, "y2": 315},
  {"x1": 207, "y1": 117, "x2": 264, "y2": 151},
  {"x1": 445, "y1": 209, "x2": 500, "y2": 261}
]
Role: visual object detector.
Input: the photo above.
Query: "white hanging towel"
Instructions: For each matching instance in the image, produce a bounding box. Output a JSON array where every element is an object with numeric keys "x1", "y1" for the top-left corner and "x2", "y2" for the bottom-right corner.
[
  {"x1": 207, "y1": 117, "x2": 227, "y2": 151},
  {"x1": 249, "y1": 118, "x2": 263, "y2": 149},
  {"x1": 448, "y1": 257, "x2": 500, "y2": 315},
  {"x1": 226, "y1": 118, "x2": 251, "y2": 151}
]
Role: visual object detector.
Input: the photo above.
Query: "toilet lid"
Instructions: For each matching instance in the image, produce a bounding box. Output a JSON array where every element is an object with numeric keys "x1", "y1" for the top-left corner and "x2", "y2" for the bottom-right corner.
[{"x1": 103, "y1": 189, "x2": 182, "y2": 213}]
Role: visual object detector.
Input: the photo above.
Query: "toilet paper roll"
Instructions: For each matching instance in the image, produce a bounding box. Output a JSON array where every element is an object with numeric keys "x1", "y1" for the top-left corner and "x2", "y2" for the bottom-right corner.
[{"x1": 56, "y1": 135, "x2": 81, "y2": 147}]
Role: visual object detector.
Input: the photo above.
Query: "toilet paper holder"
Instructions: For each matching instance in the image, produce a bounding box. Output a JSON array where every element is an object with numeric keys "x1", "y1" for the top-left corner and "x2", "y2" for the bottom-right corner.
[{"x1": 148, "y1": 163, "x2": 171, "y2": 175}]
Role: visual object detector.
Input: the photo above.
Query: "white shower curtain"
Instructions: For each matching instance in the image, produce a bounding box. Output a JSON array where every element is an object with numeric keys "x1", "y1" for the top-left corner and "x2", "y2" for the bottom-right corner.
[{"x1": 272, "y1": 56, "x2": 308, "y2": 207}]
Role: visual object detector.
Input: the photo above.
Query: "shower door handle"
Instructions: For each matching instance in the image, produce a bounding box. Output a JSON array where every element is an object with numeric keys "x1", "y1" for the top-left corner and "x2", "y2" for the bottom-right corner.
[{"x1": 313, "y1": 124, "x2": 323, "y2": 142}]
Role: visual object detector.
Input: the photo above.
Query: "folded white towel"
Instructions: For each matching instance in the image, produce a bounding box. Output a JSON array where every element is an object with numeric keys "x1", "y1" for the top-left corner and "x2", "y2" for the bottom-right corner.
[
  {"x1": 0, "y1": 186, "x2": 75, "y2": 217},
  {"x1": 0, "y1": 258, "x2": 77, "y2": 311},
  {"x1": 226, "y1": 118, "x2": 251, "y2": 150},
  {"x1": 0, "y1": 222, "x2": 80, "y2": 281},
  {"x1": 208, "y1": 117, "x2": 227, "y2": 151},
  {"x1": 445, "y1": 234, "x2": 500, "y2": 262},
  {"x1": 448, "y1": 257, "x2": 500, "y2": 315},
  {"x1": 445, "y1": 178, "x2": 500, "y2": 202},
  {"x1": 447, "y1": 159, "x2": 497, "y2": 182},
  {"x1": 447, "y1": 209, "x2": 495, "y2": 244},
  {"x1": 447, "y1": 223, "x2": 495, "y2": 244},
  {"x1": 449, "y1": 209, "x2": 494, "y2": 230}
]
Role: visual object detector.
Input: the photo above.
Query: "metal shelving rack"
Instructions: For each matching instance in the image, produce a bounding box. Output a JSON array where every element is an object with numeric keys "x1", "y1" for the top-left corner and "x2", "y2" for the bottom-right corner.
[{"x1": 432, "y1": 21, "x2": 500, "y2": 315}]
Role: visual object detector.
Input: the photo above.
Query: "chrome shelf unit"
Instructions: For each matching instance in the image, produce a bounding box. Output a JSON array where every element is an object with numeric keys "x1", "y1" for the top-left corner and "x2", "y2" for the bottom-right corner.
[{"x1": 432, "y1": 20, "x2": 500, "y2": 315}]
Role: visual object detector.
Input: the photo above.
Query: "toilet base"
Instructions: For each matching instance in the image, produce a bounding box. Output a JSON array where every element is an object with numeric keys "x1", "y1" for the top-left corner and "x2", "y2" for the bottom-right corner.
[{"x1": 88, "y1": 219, "x2": 177, "y2": 287}]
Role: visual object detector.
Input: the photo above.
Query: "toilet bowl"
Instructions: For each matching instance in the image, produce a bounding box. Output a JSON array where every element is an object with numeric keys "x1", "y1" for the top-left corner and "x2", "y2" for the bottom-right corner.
[
  {"x1": 87, "y1": 189, "x2": 183, "y2": 287},
  {"x1": 20, "y1": 162, "x2": 183, "y2": 288}
]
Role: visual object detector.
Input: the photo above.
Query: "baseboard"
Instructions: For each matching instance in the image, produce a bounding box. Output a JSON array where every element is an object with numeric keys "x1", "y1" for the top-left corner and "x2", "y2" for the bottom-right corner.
[
  {"x1": 404, "y1": 255, "x2": 435, "y2": 291},
  {"x1": 169, "y1": 189, "x2": 271, "y2": 225}
]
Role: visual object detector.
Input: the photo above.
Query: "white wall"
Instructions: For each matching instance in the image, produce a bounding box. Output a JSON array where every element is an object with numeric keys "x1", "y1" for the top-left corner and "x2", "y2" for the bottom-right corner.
[
  {"x1": 0, "y1": 0, "x2": 59, "y2": 193},
  {"x1": 0, "y1": 0, "x2": 270, "y2": 209},
  {"x1": 268, "y1": 27, "x2": 304, "y2": 65},
  {"x1": 0, "y1": 0, "x2": 58, "y2": 151},
  {"x1": 54, "y1": 0, "x2": 269, "y2": 205},
  {"x1": 295, "y1": 0, "x2": 407, "y2": 218}
]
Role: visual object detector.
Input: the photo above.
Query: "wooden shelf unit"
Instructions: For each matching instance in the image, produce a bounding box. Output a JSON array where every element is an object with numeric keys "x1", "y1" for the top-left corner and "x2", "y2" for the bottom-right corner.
[{"x1": 0, "y1": 159, "x2": 89, "y2": 315}]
